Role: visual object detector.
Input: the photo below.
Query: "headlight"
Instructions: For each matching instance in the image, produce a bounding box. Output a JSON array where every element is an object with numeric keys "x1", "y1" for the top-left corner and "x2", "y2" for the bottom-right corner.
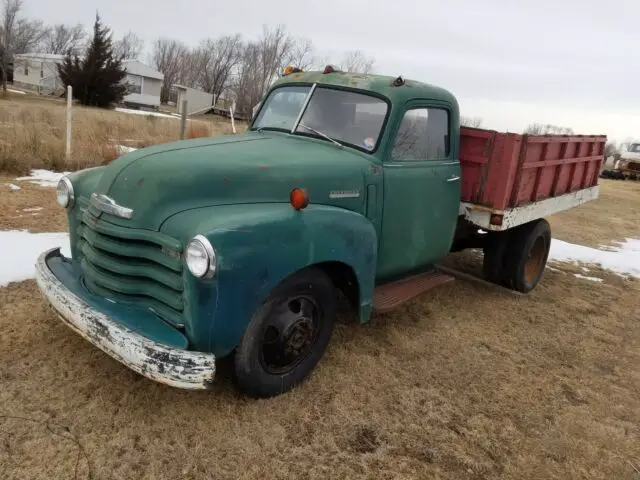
[
  {"x1": 56, "y1": 176, "x2": 74, "y2": 208},
  {"x1": 185, "y1": 235, "x2": 217, "y2": 279}
]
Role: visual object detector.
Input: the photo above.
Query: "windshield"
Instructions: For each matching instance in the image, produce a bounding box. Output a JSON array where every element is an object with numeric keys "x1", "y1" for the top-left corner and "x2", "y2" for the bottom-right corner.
[
  {"x1": 629, "y1": 143, "x2": 640, "y2": 153},
  {"x1": 252, "y1": 85, "x2": 388, "y2": 153}
]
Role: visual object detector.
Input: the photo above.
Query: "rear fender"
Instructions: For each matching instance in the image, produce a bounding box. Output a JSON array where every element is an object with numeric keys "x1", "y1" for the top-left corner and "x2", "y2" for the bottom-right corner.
[{"x1": 161, "y1": 203, "x2": 377, "y2": 357}]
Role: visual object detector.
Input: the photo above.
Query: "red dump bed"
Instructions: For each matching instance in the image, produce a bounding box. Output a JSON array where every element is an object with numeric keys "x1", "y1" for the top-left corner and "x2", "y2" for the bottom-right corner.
[{"x1": 459, "y1": 127, "x2": 607, "y2": 211}]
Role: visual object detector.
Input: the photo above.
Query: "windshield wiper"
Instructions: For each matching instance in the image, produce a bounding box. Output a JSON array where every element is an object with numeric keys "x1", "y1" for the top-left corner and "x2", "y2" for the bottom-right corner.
[{"x1": 297, "y1": 122, "x2": 343, "y2": 148}]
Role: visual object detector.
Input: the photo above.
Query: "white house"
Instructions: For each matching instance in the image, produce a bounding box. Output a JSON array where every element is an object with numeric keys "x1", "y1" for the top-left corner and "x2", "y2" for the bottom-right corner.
[
  {"x1": 12, "y1": 53, "x2": 164, "y2": 109},
  {"x1": 12, "y1": 53, "x2": 65, "y2": 93},
  {"x1": 121, "y1": 60, "x2": 164, "y2": 109}
]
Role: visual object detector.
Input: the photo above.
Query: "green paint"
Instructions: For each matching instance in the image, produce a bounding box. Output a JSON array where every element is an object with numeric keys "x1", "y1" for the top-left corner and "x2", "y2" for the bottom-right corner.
[{"x1": 54, "y1": 70, "x2": 463, "y2": 358}]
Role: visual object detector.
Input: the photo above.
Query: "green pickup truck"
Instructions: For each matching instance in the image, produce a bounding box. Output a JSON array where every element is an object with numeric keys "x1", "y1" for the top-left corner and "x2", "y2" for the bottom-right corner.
[{"x1": 36, "y1": 66, "x2": 606, "y2": 398}]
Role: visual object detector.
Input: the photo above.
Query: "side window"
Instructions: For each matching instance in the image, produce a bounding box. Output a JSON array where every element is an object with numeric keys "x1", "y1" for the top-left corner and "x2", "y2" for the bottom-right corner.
[{"x1": 391, "y1": 108, "x2": 450, "y2": 161}]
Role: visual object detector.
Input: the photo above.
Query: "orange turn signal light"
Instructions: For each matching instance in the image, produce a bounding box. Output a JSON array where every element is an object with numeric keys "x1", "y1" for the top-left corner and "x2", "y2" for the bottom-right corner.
[
  {"x1": 290, "y1": 188, "x2": 309, "y2": 210},
  {"x1": 283, "y1": 65, "x2": 303, "y2": 76}
]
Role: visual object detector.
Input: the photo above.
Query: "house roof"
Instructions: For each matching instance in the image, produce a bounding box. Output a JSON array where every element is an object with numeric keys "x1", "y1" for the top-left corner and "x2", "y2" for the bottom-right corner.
[
  {"x1": 172, "y1": 84, "x2": 208, "y2": 92},
  {"x1": 14, "y1": 54, "x2": 164, "y2": 81},
  {"x1": 15, "y1": 53, "x2": 64, "y2": 61},
  {"x1": 123, "y1": 60, "x2": 164, "y2": 80}
]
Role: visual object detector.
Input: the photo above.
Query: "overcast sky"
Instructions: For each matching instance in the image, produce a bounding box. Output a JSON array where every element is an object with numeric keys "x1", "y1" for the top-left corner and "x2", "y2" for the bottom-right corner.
[{"x1": 24, "y1": 0, "x2": 639, "y2": 141}]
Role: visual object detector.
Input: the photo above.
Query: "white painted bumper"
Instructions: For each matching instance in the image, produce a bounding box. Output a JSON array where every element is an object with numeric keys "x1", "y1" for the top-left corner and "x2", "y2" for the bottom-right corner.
[{"x1": 35, "y1": 247, "x2": 216, "y2": 390}]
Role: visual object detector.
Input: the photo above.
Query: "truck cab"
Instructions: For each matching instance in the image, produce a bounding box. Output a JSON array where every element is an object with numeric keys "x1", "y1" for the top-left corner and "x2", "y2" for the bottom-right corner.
[
  {"x1": 617, "y1": 141, "x2": 640, "y2": 179},
  {"x1": 36, "y1": 66, "x2": 600, "y2": 398},
  {"x1": 252, "y1": 69, "x2": 462, "y2": 280}
]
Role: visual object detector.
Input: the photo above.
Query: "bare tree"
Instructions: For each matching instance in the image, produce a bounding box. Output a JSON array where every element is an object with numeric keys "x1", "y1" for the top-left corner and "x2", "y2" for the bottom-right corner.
[
  {"x1": 233, "y1": 25, "x2": 296, "y2": 116},
  {"x1": 257, "y1": 25, "x2": 293, "y2": 93},
  {"x1": 1, "y1": 0, "x2": 22, "y2": 91},
  {"x1": 340, "y1": 50, "x2": 375, "y2": 74},
  {"x1": 114, "y1": 31, "x2": 143, "y2": 60},
  {"x1": 524, "y1": 123, "x2": 574, "y2": 135},
  {"x1": 176, "y1": 48, "x2": 200, "y2": 88},
  {"x1": 194, "y1": 34, "x2": 242, "y2": 101},
  {"x1": 233, "y1": 41, "x2": 263, "y2": 116},
  {"x1": 604, "y1": 142, "x2": 618, "y2": 158},
  {"x1": 11, "y1": 16, "x2": 45, "y2": 52},
  {"x1": 461, "y1": 116, "x2": 483, "y2": 128},
  {"x1": 286, "y1": 37, "x2": 315, "y2": 70},
  {"x1": 152, "y1": 37, "x2": 188, "y2": 102},
  {"x1": 40, "y1": 23, "x2": 85, "y2": 55}
]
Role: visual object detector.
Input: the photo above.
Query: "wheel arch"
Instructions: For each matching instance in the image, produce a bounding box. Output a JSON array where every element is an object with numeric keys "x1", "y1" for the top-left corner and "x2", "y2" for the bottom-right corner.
[
  {"x1": 290, "y1": 260, "x2": 361, "y2": 320},
  {"x1": 160, "y1": 203, "x2": 378, "y2": 356}
]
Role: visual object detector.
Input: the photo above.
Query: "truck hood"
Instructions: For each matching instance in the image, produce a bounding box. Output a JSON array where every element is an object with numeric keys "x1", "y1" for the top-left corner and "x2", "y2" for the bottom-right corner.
[
  {"x1": 620, "y1": 151, "x2": 640, "y2": 162},
  {"x1": 90, "y1": 132, "x2": 373, "y2": 231}
]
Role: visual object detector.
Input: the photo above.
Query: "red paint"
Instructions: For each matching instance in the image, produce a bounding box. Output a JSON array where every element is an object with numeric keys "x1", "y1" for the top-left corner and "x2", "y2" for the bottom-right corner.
[{"x1": 460, "y1": 127, "x2": 606, "y2": 210}]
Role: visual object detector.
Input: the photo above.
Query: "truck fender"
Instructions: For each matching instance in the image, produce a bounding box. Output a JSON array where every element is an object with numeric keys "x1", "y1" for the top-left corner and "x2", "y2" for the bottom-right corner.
[{"x1": 160, "y1": 203, "x2": 378, "y2": 357}]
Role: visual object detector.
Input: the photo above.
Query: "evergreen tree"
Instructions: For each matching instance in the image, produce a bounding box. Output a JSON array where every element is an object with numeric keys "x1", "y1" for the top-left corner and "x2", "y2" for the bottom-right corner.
[{"x1": 57, "y1": 13, "x2": 126, "y2": 108}]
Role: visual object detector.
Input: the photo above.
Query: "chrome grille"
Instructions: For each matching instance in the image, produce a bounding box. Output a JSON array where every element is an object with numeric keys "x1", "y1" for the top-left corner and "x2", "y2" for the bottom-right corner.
[{"x1": 76, "y1": 209, "x2": 185, "y2": 327}]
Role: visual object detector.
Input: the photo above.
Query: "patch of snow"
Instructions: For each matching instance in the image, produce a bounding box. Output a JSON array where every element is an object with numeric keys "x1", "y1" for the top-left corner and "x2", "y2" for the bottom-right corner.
[
  {"x1": 117, "y1": 145, "x2": 138, "y2": 155},
  {"x1": 15, "y1": 169, "x2": 71, "y2": 188},
  {"x1": 115, "y1": 108, "x2": 178, "y2": 120},
  {"x1": 549, "y1": 238, "x2": 640, "y2": 279},
  {"x1": 7, "y1": 88, "x2": 26, "y2": 95},
  {"x1": 574, "y1": 274, "x2": 604, "y2": 283},
  {"x1": 22, "y1": 207, "x2": 43, "y2": 212},
  {"x1": 546, "y1": 266, "x2": 564, "y2": 273},
  {"x1": 7, "y1": 183, "x2": 21, "y2": 191},
  {"x1": 0, "y1": 230, "x2": 70, "y2": 287}
]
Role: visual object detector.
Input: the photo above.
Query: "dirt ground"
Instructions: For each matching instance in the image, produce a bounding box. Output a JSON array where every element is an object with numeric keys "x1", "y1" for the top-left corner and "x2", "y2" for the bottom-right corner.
[{"x1": 1, "y1": 177, "x2": 639, "y2": 480}]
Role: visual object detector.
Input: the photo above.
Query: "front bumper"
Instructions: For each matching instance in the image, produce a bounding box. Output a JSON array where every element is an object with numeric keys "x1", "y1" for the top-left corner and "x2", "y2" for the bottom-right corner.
[{"x1": 35, "y1": 247, "x2": 216, "y2": 390}]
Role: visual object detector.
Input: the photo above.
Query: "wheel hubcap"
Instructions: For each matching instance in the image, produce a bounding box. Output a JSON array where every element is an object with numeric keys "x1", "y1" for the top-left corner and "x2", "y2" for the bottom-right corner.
[{"x1": 261, "y1": 296, "x2": 320, "y2": 374}]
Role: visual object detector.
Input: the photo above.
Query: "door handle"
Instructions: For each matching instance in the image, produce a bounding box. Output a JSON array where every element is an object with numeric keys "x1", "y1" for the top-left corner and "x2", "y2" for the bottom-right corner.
[{"x1": 446, "y1": 175, "x2": 461, "y2": 183}]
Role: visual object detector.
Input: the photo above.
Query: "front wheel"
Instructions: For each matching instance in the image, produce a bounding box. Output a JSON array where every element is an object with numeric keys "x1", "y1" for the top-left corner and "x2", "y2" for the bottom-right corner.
[{"x1": 234, "y1": 268, "x2": 337, "y2": 398}]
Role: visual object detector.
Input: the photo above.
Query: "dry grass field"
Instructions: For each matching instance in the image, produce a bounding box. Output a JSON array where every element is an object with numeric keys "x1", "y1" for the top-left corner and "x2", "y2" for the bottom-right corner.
[
  {"x1": 1, "y1": 161, "x2": 640, "y2": 477},
  {"x1": 0, "y1": 92, "x2": 245, "y2": 175}
]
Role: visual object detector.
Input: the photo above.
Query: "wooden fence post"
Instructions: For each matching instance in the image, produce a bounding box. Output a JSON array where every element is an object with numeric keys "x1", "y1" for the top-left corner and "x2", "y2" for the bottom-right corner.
[
  {"x1": 180, "y1": 99, "x2": 188, "y2": 139},
  {"x1": 65, "y1": 85, "x2": 72, "y2": 162},
  {"x1": 230, "y1": 100, "x2": 236, "y2": 134}
]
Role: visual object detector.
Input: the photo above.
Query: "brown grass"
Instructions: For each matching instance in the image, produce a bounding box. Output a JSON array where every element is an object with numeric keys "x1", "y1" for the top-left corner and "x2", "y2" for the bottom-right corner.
[
  {"x1": 0, "y1": 176, "x2": 639, "y2": 479},
  {"x1": 548, "y1": 178, "x2": 640, "y2": 248},
  {"x1": 0, "y1": 94, "x2": 247, "y2": 175}
]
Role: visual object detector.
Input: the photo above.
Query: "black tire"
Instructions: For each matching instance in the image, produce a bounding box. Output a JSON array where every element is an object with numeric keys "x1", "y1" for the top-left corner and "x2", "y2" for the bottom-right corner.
[
  {"x1": 482, "y1": 231, "x2": 512, "y2": 287},
  {"x1": 234, "y1": 267, "x2": 337, "y2": 398},
  {"x1": 503, "y1": 219, "x2": 552, "y2": 293}
]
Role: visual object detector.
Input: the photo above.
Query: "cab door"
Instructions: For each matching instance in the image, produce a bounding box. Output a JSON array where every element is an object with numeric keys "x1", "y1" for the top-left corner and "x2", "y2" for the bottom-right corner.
[{"x1": 376, "y1": 102, "x2": 461, "y2": 280}]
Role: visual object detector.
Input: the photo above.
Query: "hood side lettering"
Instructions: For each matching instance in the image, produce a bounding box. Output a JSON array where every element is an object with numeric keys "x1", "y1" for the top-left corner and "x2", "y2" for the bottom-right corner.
[{"x1": 329, "y1": 190, "x2": 360, "y2": 199}]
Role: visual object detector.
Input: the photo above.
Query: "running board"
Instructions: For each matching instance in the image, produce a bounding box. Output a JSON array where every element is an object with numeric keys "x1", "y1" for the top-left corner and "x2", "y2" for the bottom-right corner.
[{"x1": 373, "y1": 270, "x2": 454, "y2": 313}]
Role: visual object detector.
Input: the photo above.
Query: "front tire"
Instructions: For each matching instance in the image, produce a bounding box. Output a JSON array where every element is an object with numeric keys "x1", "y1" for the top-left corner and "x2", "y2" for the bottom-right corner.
[{"x1": 234, "y1": 268, "x2": 337, "y2": 398}]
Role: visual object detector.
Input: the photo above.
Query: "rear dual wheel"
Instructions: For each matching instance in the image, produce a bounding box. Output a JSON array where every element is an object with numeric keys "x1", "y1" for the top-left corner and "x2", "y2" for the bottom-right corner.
[{"x1": 483, "y1": 219, "x2": 552, "y2": 293}]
